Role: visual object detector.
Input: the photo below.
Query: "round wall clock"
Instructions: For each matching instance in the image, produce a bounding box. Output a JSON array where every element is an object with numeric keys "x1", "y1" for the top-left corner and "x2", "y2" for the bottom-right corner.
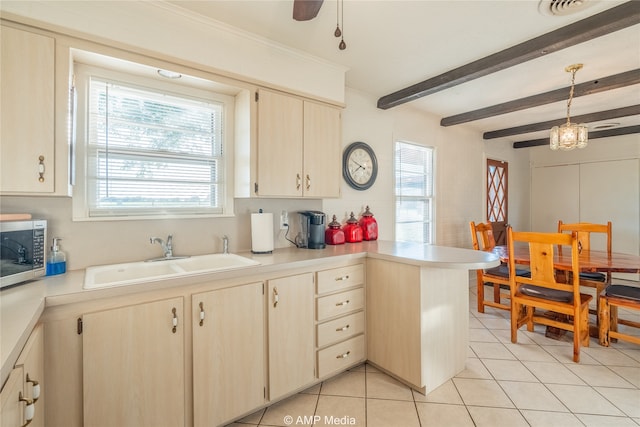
[{"x1": 343, "y1": 141, "x2": 378, "y2": 190}]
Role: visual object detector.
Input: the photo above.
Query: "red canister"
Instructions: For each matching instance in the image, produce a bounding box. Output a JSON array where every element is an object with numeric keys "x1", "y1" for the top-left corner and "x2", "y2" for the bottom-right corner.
[
  {"x1": 359, "y1": 206, "x2": 378, "y2": 241},
  {"x1": 343, "y1": 212, "x2": 363, "y2": 243},
  {"x1": 325, "y1": 215, "x2": 345, "y2": 245}
]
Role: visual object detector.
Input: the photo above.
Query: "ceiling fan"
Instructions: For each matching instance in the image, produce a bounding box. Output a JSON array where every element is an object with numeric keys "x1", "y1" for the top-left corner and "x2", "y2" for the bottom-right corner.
[{"x1": 293, "y1": 0, "x2": 324, "y2": 21}]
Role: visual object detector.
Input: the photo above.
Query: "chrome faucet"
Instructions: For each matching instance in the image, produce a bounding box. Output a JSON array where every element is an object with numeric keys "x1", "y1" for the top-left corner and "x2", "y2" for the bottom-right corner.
[
  {"x1": 150, "y1": 235, "x2": 173, "y2": 258},
  {"x1": 222, "y1": 235, "x2": 229, "y2": 254}
]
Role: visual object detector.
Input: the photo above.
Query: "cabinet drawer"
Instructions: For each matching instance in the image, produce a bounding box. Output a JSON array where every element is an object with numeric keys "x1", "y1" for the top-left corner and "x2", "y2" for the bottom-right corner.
[
  {"x1": 317, "y1": 311, "x2": 364, "y2": 348},
  {"x1": 317, "y1": 335, "x2": 365, "y2": 378},
  {"x1": 317, "y1": 264, "x2": 364, "y2": 294},
  {"x1": 317, "y1": 288, "x2": 364, "y2": 321}
]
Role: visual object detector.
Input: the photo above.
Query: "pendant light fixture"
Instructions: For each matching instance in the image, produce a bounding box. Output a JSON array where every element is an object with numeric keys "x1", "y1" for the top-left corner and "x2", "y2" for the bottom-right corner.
[
  {"x1": 550, "y1": 63, "x2": 588, "y2": 151},
  {"x1": 334, "y1": 0, "x2": 346, "y2": 50}
]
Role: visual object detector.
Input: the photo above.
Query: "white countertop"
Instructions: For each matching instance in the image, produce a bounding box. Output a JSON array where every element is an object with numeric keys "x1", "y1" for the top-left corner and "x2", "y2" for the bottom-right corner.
[{"x1": 0, "y1": 240, "x2": 498, "y2": 387}]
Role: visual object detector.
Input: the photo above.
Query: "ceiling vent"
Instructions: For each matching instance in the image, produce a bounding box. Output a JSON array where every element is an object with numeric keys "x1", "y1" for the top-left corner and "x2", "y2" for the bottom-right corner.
[{"x1": 538, "y1": 0, "x2": 596, "y2": 16}]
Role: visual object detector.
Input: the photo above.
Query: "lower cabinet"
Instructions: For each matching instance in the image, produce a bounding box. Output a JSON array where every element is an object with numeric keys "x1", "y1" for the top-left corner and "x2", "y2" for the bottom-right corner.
[
  {"x1": 267, "y1": 273, "x2": 315, "y2": 400},
  {"x1": 192, "y1": 282, "x2": 265, "y2": 427},
  {"x1": 0, "y1": 324, "x2": 45, "y2": 427},
  {"x1": 82, "y1": 297, "x2": 185, "y2": 427}
]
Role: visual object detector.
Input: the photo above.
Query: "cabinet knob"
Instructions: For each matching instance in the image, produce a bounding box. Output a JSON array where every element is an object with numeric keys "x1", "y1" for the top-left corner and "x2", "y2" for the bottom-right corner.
[
  {"x1": 172, "y1": 307, "x2": 178, "y2": 333},
  {"x1": 19, "y1": 392, "x2": 34, "y2": 426},
  {"x1": 198, "y1": 302, "x2": 205, "y2": 326},
  {"x1": 38, "y1": 156, "x2": 45, "y2": 183}
]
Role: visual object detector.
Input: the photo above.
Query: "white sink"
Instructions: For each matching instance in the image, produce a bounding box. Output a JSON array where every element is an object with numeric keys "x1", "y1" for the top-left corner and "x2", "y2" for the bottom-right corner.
[{"x1": 84, "y1": 253, "x2": 260, "y2": 289}]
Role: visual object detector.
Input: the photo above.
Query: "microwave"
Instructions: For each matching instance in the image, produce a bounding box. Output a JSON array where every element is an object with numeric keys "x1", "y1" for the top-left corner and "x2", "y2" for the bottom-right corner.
[{"x1": 0, "y1": 220, "x2": 47, "y2": 289}]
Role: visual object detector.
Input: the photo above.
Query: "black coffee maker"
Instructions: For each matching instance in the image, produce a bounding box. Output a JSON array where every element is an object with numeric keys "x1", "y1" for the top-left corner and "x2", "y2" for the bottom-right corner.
[{"x1": 298, "y1": 211, "x2": 326, "y2": 249}]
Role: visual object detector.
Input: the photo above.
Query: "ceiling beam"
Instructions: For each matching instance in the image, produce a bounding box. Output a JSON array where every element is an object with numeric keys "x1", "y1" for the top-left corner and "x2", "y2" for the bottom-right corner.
[
  {"x1": 441, "y1": 69, "x2": 640, "y2": 127},
  {"x1": 512, "y1": 125, "x2": 640, "y2": 148},
  {"x1": 483, "y1": 105, "x2": 640, "y2": 139},
  {"x1": 377, "y1": 1, "x2": 640, "y2": 110}
]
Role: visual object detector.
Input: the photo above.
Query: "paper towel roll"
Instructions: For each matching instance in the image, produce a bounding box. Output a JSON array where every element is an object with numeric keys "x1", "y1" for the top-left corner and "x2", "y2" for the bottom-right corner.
[{"x1": 251, "y1": 212, "x2": 274, "y2": 253}]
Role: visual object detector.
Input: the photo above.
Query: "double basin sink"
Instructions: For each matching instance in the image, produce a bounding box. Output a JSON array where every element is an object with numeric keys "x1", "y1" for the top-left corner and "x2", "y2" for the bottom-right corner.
[{"x1": 84, "y1": 253, "x2": 260, "y2": 289}]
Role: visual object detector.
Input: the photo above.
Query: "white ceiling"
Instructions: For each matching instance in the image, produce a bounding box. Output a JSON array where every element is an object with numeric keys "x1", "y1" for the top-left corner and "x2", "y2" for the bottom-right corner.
[{"x1": 168, "y1": 0, "x2": 640, "y2": 146}]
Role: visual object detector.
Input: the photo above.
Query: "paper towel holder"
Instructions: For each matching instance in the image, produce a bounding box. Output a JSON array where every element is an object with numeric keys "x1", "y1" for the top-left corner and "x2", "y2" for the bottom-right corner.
[{"x1": 251, "y1": 209, "x2": 274, "y2": 254}]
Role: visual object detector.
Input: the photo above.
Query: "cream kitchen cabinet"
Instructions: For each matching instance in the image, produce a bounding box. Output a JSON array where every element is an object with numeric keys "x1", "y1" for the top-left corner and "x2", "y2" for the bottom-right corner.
[
  {"x1": 81, "y1": 297, "x2": 185, "y2": 427},
  {"x1": 192, "y1": 283, "x2": 265, "y2": 427},
  {"x1": 255, "y1": 89, "x2": 341, "y2": 198},
  {"x1": 315, "y1": 264, "x2": 366, "y2": 378},
  {"x1": 267, "y1": 273, "x2": 315, "y2": 400},
  {"x1": 0, "y1": 24, "x2": 55, "y2": 193},
  {"x1": 0, "y1": 324, "x2": 44, "y2": 427}
]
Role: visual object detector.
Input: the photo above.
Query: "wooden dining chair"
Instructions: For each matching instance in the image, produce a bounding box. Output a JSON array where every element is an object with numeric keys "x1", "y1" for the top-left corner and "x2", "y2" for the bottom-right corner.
[
  {"x1": 598, "y1": 284, "x2": 640, "y2": 346},
  {"x1": 508, "y1": 228, "x2": 592, "y2": 363},
  {"x1": 469, "y1": 221, "x2": 530, "y2": 313},
  {"x1": 557, "y1": 221, "x2": 612, "y2": 316}
]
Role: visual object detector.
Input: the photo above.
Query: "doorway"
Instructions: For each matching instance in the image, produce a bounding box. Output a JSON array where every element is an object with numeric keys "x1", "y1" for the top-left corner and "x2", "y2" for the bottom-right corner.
[{"x1": 487, "y1": 159, "x2": 508, "y2": 245}]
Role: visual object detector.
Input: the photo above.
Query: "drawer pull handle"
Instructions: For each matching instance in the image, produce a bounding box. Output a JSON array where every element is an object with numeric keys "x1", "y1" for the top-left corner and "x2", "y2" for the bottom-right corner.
[
  {"x1": 273, "y1": 287, "x2": 279, "y2": 308},
  {"x1": 336, "y1": 351, "x2": 351, "y2": 359},
  {"x1": 335, "y1": 275, "x2": 350, "y2": 281},
  {"x1": 172, "y1": 307, "x2": 178, "y2": 333},
  {"x1": 296, "y1": 174, "x2": 301, "y2": 191},
  {"x1": 306, "y1": 174, "x2": 311, "y2": 190},
  {"x1": 336, "y1": 324, "x2": 350, "y2": 332},
  {"x1": 19, "y1": 392, "x2": 34, "y2": 426},
  {"x1": 199, "y1": 302, "x2": 205, "y2": 326},
  {"x1": 335, "y1": 300, "x2": 350, "y2": 307},
  {"x1": 26, "y1": 374, "x2": 40, "y2": 402}
]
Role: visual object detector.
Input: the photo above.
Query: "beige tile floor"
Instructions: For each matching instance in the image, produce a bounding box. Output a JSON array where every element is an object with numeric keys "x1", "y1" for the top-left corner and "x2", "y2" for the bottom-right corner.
[{"x1": 229, "y1": 279, "x2": 640, "y2": 427}]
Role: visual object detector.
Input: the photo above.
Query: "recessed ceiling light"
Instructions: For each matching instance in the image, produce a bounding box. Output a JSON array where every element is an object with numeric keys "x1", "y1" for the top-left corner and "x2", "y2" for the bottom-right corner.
[
  {"x1": 592, "y1": 122, "x2": 620, "y2": 130},
  {"x1": 157, "y1": 69, "x2": 182, "y2": 79}
]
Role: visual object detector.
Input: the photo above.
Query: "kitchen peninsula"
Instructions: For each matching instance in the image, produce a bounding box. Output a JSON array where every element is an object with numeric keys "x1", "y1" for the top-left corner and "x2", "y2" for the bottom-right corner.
[{"x1": 1, "y1": 241, "x2": 498, "y2": 427}]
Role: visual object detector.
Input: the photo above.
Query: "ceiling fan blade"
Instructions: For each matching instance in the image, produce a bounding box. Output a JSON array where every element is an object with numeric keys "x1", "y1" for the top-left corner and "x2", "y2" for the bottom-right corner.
[{"x1": 293, "y1": 0, "x2": 324, "y2": 21}]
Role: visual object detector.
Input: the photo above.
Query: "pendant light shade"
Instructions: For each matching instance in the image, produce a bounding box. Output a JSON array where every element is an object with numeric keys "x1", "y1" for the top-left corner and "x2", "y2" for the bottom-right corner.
[{"x1": 550, "y1": 64, "x2": 588, "y2": 151}]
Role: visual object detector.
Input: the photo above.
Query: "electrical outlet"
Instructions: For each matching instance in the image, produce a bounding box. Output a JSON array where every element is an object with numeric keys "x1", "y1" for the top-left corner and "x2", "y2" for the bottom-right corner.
[{"x1": 280, "y1": 210, "x2": 288, "y2": 230}]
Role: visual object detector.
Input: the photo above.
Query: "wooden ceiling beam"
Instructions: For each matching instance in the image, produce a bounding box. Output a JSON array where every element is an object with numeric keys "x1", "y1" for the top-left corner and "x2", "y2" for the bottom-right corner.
[
  {"x1": 512, "y1": 125, "x2": 640, "y2": 148},
  {"x1": 441, "y1": 70, "x2": 640, "y2": 127},
  {"x1": 483, "y1": 105, "x2": 640, "y2": 139},
  {"x1": 377, "y1": 1, "x2": 640, "y2": 110}
]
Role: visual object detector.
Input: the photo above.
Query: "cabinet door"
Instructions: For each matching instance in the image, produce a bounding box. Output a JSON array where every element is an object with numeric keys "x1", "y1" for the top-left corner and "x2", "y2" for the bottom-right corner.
[
  {"x1": 0, "y1": 25, "x2": 55, "y2": 193},
  {"x1": 303, "y1": 101, "x2": 341, "y2": 198},
  {"x1": 193, "y1": 283, "x2": 264, "y2": 427},
  {"x1": 0, "y1": 367, "x2": 24, "y2": 427},
  {"x1": 267, "y1": 273, "x2": 315, "y2": 400},
  {"x1": 82, "y1": 297, "x2": 185, "y2": 427},
  {"x1": 256, "y1": 89, "x2": 304, "y2": 197},
  {"x1": 15, "y1": 324, "x2": 44, "y2": 427}
]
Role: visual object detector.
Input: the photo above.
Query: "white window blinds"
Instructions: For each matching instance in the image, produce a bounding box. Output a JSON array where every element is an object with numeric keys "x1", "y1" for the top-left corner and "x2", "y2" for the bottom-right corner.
[
  {"x1": 87, "y1": 78, "x2": 224, "y2": 216},
  {"x1": 395, "y1": 141, "x2": 434, "y2": 244}
]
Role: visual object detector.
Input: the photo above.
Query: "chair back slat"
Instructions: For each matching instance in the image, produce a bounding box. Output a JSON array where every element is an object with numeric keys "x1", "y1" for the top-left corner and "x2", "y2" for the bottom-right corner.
[
  {"x1": 470, "y1": 221, "x2": 497, "y2": 251},
  {"x1": 557, "y1": 221, "x2": 612, "y2": 255}
]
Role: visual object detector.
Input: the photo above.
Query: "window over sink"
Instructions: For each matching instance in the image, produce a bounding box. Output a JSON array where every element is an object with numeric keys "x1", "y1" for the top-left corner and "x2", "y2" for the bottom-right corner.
[{"x1": 72, "y1": 52, "x2": 238, "y2": 220}]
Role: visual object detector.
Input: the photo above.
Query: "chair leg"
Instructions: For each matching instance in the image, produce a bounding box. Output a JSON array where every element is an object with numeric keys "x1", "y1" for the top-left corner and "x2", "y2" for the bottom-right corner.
[
  {"x1": 511, "y1": 301, "x2": 520, "y2": 343},
  {"x1": 526, "y1": 306, "x2": 534, "y2": 332},
  {"x1": 593, "y1": 282, "x2": 607, "y2": 324},
  {"x1": 477, "y1": 277, "x2": 485, "y2": 313},
  {"x1": 493, "y1": 283, "x2": 501, "y2": 303}
]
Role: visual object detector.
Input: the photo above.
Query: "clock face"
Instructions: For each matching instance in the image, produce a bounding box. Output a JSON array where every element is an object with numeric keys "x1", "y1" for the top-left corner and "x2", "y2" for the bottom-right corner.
[{"x1": 343, "y1": 142, "x2": 378, "y2": 190}]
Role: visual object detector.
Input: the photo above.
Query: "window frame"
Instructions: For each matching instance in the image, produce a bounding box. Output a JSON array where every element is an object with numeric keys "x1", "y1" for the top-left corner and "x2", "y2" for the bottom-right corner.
[
  {"x1": 394, "y1": 141, "x2": 435, "y2": 244},
  {"x1": 72, "y1": 60, "x2": 236, "y2": 221}
]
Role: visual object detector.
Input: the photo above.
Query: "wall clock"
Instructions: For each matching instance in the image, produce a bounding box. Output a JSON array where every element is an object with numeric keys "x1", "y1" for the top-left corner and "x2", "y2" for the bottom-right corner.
[{"x1": 343, "y1": 141, "x2": 378, "y2": 190}]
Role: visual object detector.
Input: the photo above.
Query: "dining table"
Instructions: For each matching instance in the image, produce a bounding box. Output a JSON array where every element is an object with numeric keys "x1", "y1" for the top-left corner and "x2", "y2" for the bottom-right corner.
[
  {"x1": 492, "y1": 243, "x2": 640, "y2": 342},
  {"x1": 492, "y1": 244, "x2": 640, "y2": 275}
]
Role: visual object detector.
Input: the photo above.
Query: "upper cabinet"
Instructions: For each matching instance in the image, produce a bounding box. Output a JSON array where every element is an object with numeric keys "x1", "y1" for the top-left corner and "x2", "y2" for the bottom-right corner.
[
  {"x1": 255, "y1": 89, "x2": 341, "y2": 198},
  {"x1": 0, "y1": 25, "x2": 55, "y2": 193},
  {"x1": 0, "y1": 23, "x2": 71, "y2": 196}
]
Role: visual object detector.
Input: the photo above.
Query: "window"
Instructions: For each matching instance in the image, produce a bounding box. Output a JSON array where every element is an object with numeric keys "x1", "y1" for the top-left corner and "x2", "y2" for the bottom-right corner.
[
  {"x1": 73, "y1": 58, "x2": 235, "y2": 220},
  {"x1": 394, "y1": 142, "x2": 434, "y2": 244}
]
